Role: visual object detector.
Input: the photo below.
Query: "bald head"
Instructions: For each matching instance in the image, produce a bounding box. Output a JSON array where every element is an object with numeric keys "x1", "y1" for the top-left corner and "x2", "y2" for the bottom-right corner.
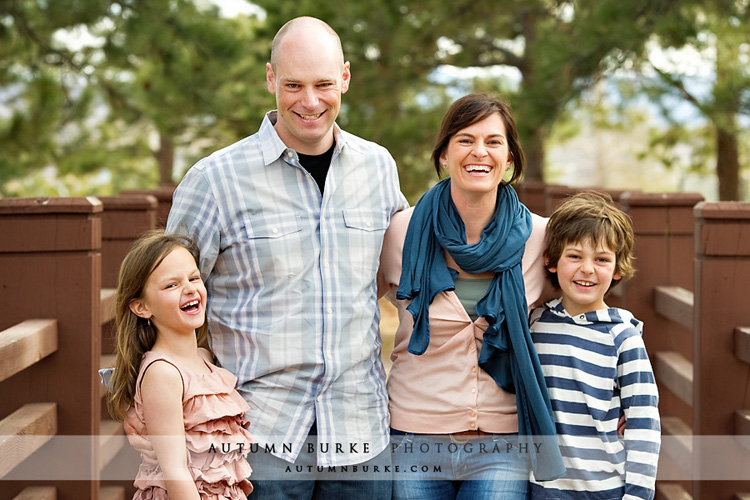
[{"x1": 270, "y1": 17, "x2": 344, "y2": 72}]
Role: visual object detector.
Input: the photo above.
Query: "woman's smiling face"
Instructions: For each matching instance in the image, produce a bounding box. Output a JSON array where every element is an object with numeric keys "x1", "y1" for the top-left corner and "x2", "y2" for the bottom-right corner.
[{"x1": 441, "y1": 112, "x2": 511, "y2": 200}]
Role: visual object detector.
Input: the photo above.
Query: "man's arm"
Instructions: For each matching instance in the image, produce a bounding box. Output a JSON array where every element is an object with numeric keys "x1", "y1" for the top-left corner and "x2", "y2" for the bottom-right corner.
[{"x1": 166, "y1": 167, "x2": 221, "y2": 278}]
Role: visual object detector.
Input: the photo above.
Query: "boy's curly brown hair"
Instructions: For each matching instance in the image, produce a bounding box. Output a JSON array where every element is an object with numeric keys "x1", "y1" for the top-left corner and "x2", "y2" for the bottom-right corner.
[{"x1": 544, "y1": 191, "x2": 635, "y2": 292}]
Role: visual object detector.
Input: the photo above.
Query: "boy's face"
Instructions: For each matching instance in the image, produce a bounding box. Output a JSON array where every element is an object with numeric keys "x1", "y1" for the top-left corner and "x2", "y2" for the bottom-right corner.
[{"x1": 547, "y1": 238, "x2": 621, "y2": 317}]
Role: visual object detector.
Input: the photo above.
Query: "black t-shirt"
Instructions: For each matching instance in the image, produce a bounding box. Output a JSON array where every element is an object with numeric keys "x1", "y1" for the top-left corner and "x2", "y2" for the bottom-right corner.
[{"x1": 297, "y1": 142, "x2": 335, "y2": 195}]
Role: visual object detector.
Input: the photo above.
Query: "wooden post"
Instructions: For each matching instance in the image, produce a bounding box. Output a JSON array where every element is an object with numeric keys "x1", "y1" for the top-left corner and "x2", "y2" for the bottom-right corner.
[
  {"x1": 119, "y1": 187, "x2": 175, "y2": 228},
  {"x1": 619, "y1": 193, "x2": 703, "y2": 424},
  {"x1": 0, "y1": 197, "x2": 103, "y2": 500},
  {"x1": 98, "y1": 195, "x2": 157, "y2": 499},
  {"x1": 693, "y1": 202, "x2": 750, "y2": 500},
  {"x1": 99, "y1": 195, "x2": 158, "y2": 289},
  {"x1": 518, "y1": 180, "x2": 548, "y2": 216}
]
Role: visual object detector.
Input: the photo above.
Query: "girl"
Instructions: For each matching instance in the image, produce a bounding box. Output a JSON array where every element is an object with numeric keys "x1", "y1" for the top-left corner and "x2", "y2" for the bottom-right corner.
[{"x1": 107, "y1": 230, "x2": 254, "y2": 499}]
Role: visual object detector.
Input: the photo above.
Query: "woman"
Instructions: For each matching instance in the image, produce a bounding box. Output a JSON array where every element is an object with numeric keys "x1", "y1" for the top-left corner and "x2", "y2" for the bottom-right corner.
[{"x1": 379, "y1": 93, "x2": 564, "y2": 499}]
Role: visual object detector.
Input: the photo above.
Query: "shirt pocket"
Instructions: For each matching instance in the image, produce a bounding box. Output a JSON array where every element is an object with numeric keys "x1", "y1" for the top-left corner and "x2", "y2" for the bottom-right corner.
[
  {"x1": 240, "y1": 212, "x2": 305, "y2": 277},
  {"x1": 341, "y1": 208, "x2": 389, "y2": 274}
]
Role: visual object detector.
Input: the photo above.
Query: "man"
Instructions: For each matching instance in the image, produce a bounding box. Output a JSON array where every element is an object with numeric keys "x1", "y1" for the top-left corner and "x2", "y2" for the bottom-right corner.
[{"x1": 166, "y1": 16, "x2": 407, "y2": 499}]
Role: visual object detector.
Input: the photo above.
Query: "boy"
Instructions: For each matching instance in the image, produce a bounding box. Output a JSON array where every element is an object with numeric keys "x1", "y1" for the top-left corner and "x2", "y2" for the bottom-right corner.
[{"x1": 529, "y1": 191, "x2": 661, "y2": 500}]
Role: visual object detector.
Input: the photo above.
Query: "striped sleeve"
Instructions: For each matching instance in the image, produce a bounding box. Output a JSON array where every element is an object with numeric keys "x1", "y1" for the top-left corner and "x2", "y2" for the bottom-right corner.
[{"x1": 615, "y1": 327, "x2": 661, "y2": 500}]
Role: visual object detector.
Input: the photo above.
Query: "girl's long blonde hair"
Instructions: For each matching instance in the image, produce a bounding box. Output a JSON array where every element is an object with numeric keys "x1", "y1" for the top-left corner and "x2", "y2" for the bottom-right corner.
[{"x1": 107, "y1": 230, "x2": 208, "y2": 421}]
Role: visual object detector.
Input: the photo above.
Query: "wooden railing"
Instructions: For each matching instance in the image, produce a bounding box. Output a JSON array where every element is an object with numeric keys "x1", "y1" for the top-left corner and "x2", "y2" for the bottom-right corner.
[
  {"x1": 2, "y1": 184, "x2": 749, "y2": 499},
  {"x1": 0, "y1": 195, "x2": 158, "y2": 500}
]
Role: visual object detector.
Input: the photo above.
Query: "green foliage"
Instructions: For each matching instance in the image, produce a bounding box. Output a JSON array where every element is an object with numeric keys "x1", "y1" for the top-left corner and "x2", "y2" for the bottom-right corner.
[
  {"x1": 0, "y1": 0, "x2": 270, "y2": 197},
  {"x1": 631, "y1": 0, "x2": 749, "y2": 199},
  {"x1": 1, "y1": 0, "x2": 746, "y2": 200}
]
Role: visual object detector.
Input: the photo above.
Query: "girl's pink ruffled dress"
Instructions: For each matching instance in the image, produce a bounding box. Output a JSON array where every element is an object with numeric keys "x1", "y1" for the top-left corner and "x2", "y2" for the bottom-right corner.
[{"x1": 125, "y1": 351, "x2": 254, "y2": 499}]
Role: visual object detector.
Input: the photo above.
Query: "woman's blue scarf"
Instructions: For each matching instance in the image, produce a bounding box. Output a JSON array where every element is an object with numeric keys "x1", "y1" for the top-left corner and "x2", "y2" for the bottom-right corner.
[{"x1": 396, "y1": 178, "x2": 565, "y2": 480}]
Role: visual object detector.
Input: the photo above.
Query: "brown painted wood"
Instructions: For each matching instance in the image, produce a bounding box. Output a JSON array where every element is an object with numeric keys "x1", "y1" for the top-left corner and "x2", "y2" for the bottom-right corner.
[
  {"x1": 0, "y1": 197, "x2": 103, "y2": 215},
  {"x1": 656, "y1": 483, "x2": 693, "y2": 500},
  {"x1": 11, "y1": 487, "x2": 56, "y2": 500},
  {"x1": 99, "y1": 486, "x2": 124, "y2": 500},
  {"x1": 654, "y1": 287, "x2": 694, "y2": 331},
  {"x1": 693, "y1": 203, "x2": 750, "y2": 500},
  {"x1": 735, "y1": 410, "x2": 750, "y2": 436},
  {"x1": 99, "y1": 195, "x2": 158, "y2": 289},
  {"x1": 119, "y1": 187, "x2": 175, "y2": 228},
  {"x1": 694, "y1": 202, "x2": 750, "y2": 257},
  {"x1": 0, "y1": 214, "x2": 102, "y2": 253},
  {"x1": 100, "y1": 289, "x2": 117, "y2": 325},
  {"x1": 517, "y1": 180, "x2": 547, "y2": 216},
  {"x1": 0, "y1": 320, "x2": 58, "y2": 383},
  {"x1": 99, "y1": 419, "x2": 125, "y2": 471},
  {"x1": 736, "y1": 328, "x2": 750, "y2": 365},
  {"x1": 0, "y1": 403, "x2": 57, "y2": 478},
  {"x1": 617, "y1": 192, "x2": 703, "y2": 434},
  {"x1": 655, "y1": 351, "x2": 694, "y2": 406},
  {"x1": 0, "y1": 200, "x2": 101, "y2": 500}
]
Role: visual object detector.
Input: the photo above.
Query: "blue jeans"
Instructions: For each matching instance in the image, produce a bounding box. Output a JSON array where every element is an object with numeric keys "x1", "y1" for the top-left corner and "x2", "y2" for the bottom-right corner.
[
  {"x1": 249, "y1": 424, "x2": 393, "y2": 499},
  {"x1": 390, "y1": 431, "x2": 530, "y2": 500}
]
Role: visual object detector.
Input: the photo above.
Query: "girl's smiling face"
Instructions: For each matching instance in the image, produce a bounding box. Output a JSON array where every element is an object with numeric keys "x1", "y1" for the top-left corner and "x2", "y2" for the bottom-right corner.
[
  {"x1": 548, "y1": 238, "x2": 621, "y2": 317},
  {"x1": 129, "y1": 247, "x2": 207, "y2": 337}
]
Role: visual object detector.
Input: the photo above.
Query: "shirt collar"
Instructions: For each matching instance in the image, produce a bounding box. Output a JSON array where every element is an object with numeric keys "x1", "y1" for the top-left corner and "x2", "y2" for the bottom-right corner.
[
  {"x1": 544, "y1": 297, "x2": 640, "y2": 330},
  {"x1": 545, "y1": 298, "x2": 601, "y2": 325},
  {"x1": 259, "y1": 110, "x2": 357, "y2": 166}
]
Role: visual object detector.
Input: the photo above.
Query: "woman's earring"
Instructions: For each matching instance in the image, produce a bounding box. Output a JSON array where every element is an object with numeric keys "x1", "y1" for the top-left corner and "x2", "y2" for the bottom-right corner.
[{"x1": 147, "y1": 318, "x2": 151, "y2": 328}]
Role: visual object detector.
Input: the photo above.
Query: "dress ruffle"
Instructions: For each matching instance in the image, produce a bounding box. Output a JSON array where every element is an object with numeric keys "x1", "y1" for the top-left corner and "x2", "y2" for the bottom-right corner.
[{"x1": 126, "y1": 351, "x2": 254, "y2": 498}]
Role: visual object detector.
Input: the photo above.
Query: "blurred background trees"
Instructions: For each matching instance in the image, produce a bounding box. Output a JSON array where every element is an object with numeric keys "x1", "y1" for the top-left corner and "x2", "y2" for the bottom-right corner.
[{"x1": 0, "y1": 0, "x2": 747, "y2": 201}]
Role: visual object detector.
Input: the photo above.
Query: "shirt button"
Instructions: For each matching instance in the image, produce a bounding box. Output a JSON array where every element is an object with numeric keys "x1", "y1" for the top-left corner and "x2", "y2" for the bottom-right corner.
[
  {"x1": 579, "y1": 314, "x2": 585, "y2": 320},
  {"x1": 469, "y1": 422, "x2": 476, "y2": 428},
  {"x1": 287, "y1": 151, "x2": 294, "y2": 157},
  {"x1": 470, "y1": 345, "x2": 476, "y2": 352},
  {"x1": 366, "y1": 221, "x2": 372, "y2": 227},
  {"x1": 317, "y1": 395, "x2": 322, "y2": 402},
  {"x1": 469, "y1": 411, "x2": 476, "y2": 417},
  {"x1": 471, "y1": 367, "x2": 477, "y2": 373},
  {"x1": 324, "y1": 262, "x2": 330, "y2": 268},
  {"x1": 326, "y1": 354, "x2": 332, "y2": 361},
  {"x1": 471, "y1": 387, "x2": 477, "y2": 394},
  {"x1": 327, "y1": 308, "x2": 333, "y2": 314},
  {"x1": 272, "y1": 227, "x2": 278, "y2": 234}
]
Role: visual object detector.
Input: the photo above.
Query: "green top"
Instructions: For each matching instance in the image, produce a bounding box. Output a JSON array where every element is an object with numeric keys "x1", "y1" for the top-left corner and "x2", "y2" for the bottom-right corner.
[{"x1": 453, "y1": 277, "x2": 494, "y2": 322}]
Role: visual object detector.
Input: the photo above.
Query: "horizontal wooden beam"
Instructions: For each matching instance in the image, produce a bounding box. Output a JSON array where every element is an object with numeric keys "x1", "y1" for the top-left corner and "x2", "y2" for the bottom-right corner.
[
  {"x1": 101, "y1": 288, "x2": 116, "y2": 324},
  {"x1": 655, "y1": 351, "x2": 694, "y2": 406},
  {"x1": 0, "y1": 319, "x2": 58, "y2": 383},
  {"x1": 100, "y1": 486, "x2": 125, "y2": 500},
  {"x1": 12, "y1": 487, "x2": 56, "y2": 500},
  {"x1": 99, "y1": 419, "x2": 126, "y2": 471},
  {"x1": 735, "y1": 410, "x2": 750, "y2": 436},
  {"x1": 0, "y1": 403, "x2": 57, "y2": 478},
  {"x1": 656, "y1": 483, "x2": 692, "y2": 500},
  {"x1": 654, "y1": 286, "x2": 694, "y2": 331},
  {"x1": 660, "y1": 416, "x2": 693, "y2": 480},
  {"x1": 735, "y1": 327, "x2": 750, "y2": 364}
]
